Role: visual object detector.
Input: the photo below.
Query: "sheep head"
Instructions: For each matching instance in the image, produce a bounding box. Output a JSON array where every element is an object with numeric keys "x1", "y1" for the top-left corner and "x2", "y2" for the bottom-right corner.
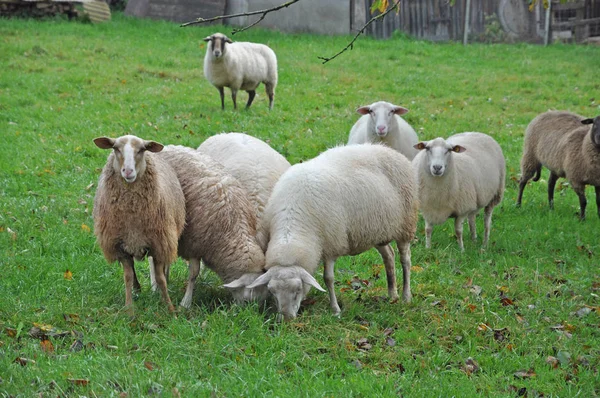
[
  {"x1": 356, "y1": 101, "x2": 408, "y2": 138},
  {"x1": 94, "y1": 135, "x2": 164, "y2": 183},
  {"x1": 203, "y1": 32, "x2": 233, "y2": 59},
  {"x1": 582, "y1": 116, "x2": 600, "y2": 148},
  {"x1": 414, "y1": 138, "x2": 465, "y2": 177},
  {"x1": 245, "y1": 265, "x2": 325, "y2": 321}
]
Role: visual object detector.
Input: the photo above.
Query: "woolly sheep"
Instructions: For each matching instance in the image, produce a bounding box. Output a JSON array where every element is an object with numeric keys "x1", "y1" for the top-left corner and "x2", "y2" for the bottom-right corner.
[
  {"x1": 227, "y1": 143, "x2": 418, "y2": 321},
  {"x1": 197, "y1": 132, "x2": 291, "y2": 222},
  {"x1": 413, "y1": 132, "x2": 505, "y2": 251},
  {"x1": 155, "y1": 145, "x2": 268, "y2": 308},
  {"x1": 204, "y1": 32, "x2": 278, "y2": 110},
  {"x1": 92, "y1": 135, "x2": 185, "y2": 315},
  {"x1": 516, "y1": 111, "x2": 600, "y2": 219},
  {"x1": 348, "y1": 101, "x2": 419, "y2": 160}
]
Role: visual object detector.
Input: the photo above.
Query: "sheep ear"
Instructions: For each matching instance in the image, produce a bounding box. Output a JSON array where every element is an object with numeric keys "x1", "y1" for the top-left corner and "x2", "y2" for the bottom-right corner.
[
  {"x1": 203, "y1": 36, "x2": 212, "y2": 42},
  {"x1": 299, "y1": 269, "x2": 326, "y2": 292},
  {"x1": 144, "y1": 141, "x2": 164, "y2": 153},
  {"x1": 94, "y1": 137, "x2": 115, "y2": 149},
  {"x1": 223, "y1": 273, "x2": 263, "y2": 289},
  {"x1": 224, "y1": 37, "x2": 233, "y2": 44},
  {"x1": 414, "y1": 142, "x2": 427, "y2": 151},
  {"x1": 356, "y1": 106, "x2": 371, "y2": 115},
  {"x1": 246, "y1": 269, "x2": 274, "y2": 289},
  {"x1": 392, "y1": 106, "x2": 409, "y2": 116},
  {"x1": 452, "y1": 145, "x2": 466, "y2": 153},
  {"x1": 581, "y1": 118, "x2": 594, "y2": 125}
]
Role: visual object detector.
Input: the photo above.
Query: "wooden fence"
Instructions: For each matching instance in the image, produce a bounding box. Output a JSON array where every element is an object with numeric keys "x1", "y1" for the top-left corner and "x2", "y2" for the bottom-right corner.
[{"x1": 362, "y1": 0, "x2": 600, "y2": 43}]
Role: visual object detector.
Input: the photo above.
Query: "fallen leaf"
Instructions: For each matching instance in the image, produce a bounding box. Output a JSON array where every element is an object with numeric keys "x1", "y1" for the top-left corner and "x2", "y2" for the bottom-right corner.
[
  {"x1": 557, "y1": 351, "x2": 571, "y2": 366},
  {"x1": 6, "y1": 328, "x2": 17, "y2": 338},
  {"x1": 466, "y1": 304, "x2": 477, "y2": 312},
  {"x1": 40, "y1": 338, "x2": 54, "y2": 353},
  {"x1": 546, "y1": 356, "x2": 559, "y2": 369},
  {"x1": 497, "y1": 285, "x2": 509, "y2": 293},
  {"x1": 383, "y1": 327, "x2": 394, "y2": 337},
  {"x1": 85, "y1": 183, "x2": 94, "y2": 191},
  {"x1": 356, "y1": 338, "x2": 372, "y2": 351},
  {"x1": 411, "y1": 265, "x2": 424, "y2": 273},
  {"x1": 574, "y1": 307, "x2": 592, "y2": 317},
  {"x1": 431, "y1": 300, "x2": 446, "y2": 307},
  {"x1": 477, "y1": 323, "x2": 491, "y2": 332},
  {"x1": 351, "y1": 359, "x2": 363, "y2": 369},
  {"x1": 461, "y1": 357, "x2": 480, "y2": 375},
  {"x1": 67, "y1": 378, "x2": 89, "y2": 386},
  {"x1": 64, "y1": 269, "x2": 73, "y2": 280},
  {"x1": 81, "y1": 224, "x2": 91, "y2": 233},
  {"x1": 386, "y1": 337, "x2": 396, "y2": 347},
  {"x1": 500, "y1": 297, "x2": 515, "y2": 306},
  {"x1": 514, "y1": 368, "x2": 536, "y2": 379},
  {"x1": 144, "y1": 361, "x2": 158, "y2": 371},
  {"x1": 493, "y1": 327, "x2": 510, "y2": 342},
  {"x1": 70, "y1": 339, "x2": 84, "y2": 352},
  {"x1": 469, "y1": 285, "x2": 482, "y2": 296}
]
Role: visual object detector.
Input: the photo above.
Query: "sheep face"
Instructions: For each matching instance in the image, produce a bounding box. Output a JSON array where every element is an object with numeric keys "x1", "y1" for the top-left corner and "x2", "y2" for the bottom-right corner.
[
  {"x1": 246, "y1": 265, "x2": 325, "y2": 321},
  {"x1": 356, "y1": 101, "x2": 409, "y2": 138},
  {"x1": 582, "y1": 116, "x2": 600, "y2": 148},
  {"x1": 94, "y1": 135, "x2": 164, "y2": 183},
  {"x1": 414, "y1": 138, "x2": 465, "y2": 177},
  {"x1": 203, "y1": 33, "x2": 233, "y2": 59}
]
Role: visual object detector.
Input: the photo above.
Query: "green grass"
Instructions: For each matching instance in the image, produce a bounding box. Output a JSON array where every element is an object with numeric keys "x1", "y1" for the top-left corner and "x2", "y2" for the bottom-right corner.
[{"x1": 1, "y1": 12, "x2": 599, "y2": 397}]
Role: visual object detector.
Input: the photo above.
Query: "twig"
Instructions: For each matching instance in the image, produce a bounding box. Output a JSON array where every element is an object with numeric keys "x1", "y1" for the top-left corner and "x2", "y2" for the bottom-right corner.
[
  {"x1": 318, "y1": 0, "x2": 402, "y2": 64},
  {"x1": 180, "y1": 0, "x2": 302, "y2": 32}
]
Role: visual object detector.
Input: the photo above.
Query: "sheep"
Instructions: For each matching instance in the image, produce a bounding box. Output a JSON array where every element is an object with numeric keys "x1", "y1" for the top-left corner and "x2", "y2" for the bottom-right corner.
[
  {"x1": 92, "y1": 135, "x2": 186, "y2": 315},
  {"x1": 516, "y1": 111, "x2": 600, "y2": 220},
  {"x1": 226, "y1": 143, "x2": 418, "y2": 321},
  {"x1": 196, "y1": 132, "x2": 291, "y2": 223},
  {"x1": 412, "y1": 132, "x2": 505, "y2": 251},
  {"x1": 155, "y1": 145, "x2": 268, "y2": 308},
  {"x1": 348, "y1": 101, "x2": 419, "y2": 160},
  {"x1": 203, "y1": 32, "x2": 278, "y2": 110}
]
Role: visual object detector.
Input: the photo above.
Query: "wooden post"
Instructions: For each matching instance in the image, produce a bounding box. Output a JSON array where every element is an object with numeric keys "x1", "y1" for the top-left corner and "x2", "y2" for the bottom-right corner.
[
  {"x1": 463, "y1": 0, "x2": 471, "y2": 45},
  {"x1": 544, "y1": 1, "x2": 551, "y2": 46}
]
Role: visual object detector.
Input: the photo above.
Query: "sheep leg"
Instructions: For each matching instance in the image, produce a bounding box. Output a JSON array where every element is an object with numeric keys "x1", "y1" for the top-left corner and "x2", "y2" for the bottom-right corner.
[
  {"x1": 265, "y1": 83, "x2": 275, "y2": 110},
  {"x1": 376, "y1": 244, "x2": 400, "y2": 301},
  {"x1": 121, "y1": 256, "x2": 136, "y2": 316},
  {"x1": 467, "y1": 212, "x2": 477, "y2": 242},
  {"x1": 152, "y1": 259, "x2": 176, "y2": 313},
  {"x1": 132, "y1": 264, "x2": 141, "y2": 295},
  {"x1": 148, "y1": 256, "x2": 158, "y2": 292},
  {"x1": 323, "y1": 258, "x2": 341, "y2": 316},
  {"x1": 395, "y1": 242, "x2": 412, "y2": 302},
  {"x1": 218, "y1": 87, "x2": 225, "y2": 110},
  {"x1": 573, "y1": 184, "x2": 587, "y2": 220},
  {"x1": 180, "y1": 258, "x2": 201, "y2": 309},
  {"x1": 483, "y1": 206, "x2": 494, "y2": 247},
  {"x1": 425, "y1": 220, "x2": 433, "y2": 249},
  {"x1": 231, "y1": 89, "x2": 238, "y2": 110},
  {"x1": 548, "y1": 171, "x2": 558, "y2": 210},
  {"x1": 246, "y1": 90, "x2": 256, "y2": 109},
  {"x1": 454, "y1": 216, "x2": 466, "y2": 251},
  {"x1": 596, "y1": 186, "x2": 600, "y2": 219},
  {"x1": 517, "y1": 165, "x2": 540, "y2": 207}
]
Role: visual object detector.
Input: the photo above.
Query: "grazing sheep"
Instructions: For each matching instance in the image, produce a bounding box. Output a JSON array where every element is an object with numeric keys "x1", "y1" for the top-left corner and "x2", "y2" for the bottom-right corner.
[
  {"x1": 156, "y1": 145, "x2": 268, "y2": 308},
  {"x1": 413, "y1": 132, "x2": 505, "y2": 251},
  {"x1": 197, "y1": 132, "x2": 291, "y2": 222},
  {"x1": 348, "y1": 101, "x2": 419, "y2": 160},
  {"x1": 516, "y1": 111, "x2": 600, "y2": 219},
  {"x1": 92, "y1": 135, "x2": 185, "y2": 315},
  {"x1": 227, "y1": 143, "x2": 418, "y2": 321},
  {"x1": 203, "y1": 32, "x2": 278, "y2": 110}
]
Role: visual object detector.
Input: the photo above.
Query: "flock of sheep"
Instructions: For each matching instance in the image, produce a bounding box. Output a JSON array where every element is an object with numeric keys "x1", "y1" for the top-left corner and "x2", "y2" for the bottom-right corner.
[{"x1": 92, "y1": 33, "x2": 600, "y2": 321}]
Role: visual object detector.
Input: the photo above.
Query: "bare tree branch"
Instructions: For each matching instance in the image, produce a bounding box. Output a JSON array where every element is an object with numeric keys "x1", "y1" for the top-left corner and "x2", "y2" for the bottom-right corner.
[
  {"x1": 318, "y1": 0, "x2": 402, "y2": 64},
  {"x1": 180, "y1": 0, "x2": 302, "y2": 31}
]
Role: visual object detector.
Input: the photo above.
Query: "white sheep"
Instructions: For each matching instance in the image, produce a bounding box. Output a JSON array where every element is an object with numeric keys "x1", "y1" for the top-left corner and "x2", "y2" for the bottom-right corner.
[
  {"x1": 412, "y1": 132, "x2": 505, "y2": 251},
  {"x1": 203, "y1": 32, "x2": 278, "y2": 110},
  {"x1": 348, "y1": 101, "x2": 419, "y2": 160},
  {"x1": 156, "y1": 145, "x2": 268, "y2": 308},
  {"x1": 517, "y1": 111, "x2": 600, "y2": 219},
  {"x1": 227, "y1": 143, "x2": 418, "y2": 321},
  {"x1": 92, "y1": 135, "x2": 186, "y2": 315},
  {"x1": 196, "y1": 132, "x2": 291, "y2": 223}
]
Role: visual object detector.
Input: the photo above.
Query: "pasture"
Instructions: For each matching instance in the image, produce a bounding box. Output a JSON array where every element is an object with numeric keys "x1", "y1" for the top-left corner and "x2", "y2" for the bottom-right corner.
[{"x1": 1, "y1": 12, "x2": 599, "y2": 397}]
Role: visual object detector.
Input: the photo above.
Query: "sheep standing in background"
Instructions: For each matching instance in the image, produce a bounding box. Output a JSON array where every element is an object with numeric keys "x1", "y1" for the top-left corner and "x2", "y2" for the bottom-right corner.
[
  {"x1": 197, "y1": 132, "x2": 291, "y2": 223},
  {"x1": 203, "y1": 32, "x2": 278, "y2": 110},
  {"x1": 413, "y1": 132, "x2": 505, "y2": 251},
  {"x1": 156, "y1": 146, "x2": 268, "y2": 308},
  {"x1": 348, "y1": 101, "x2": 419, "y2": 160},
  {"x1": 93, "y1": 135, "x2": 185, "y2": 315},
  {"x1": 517, "y1": 111, "x2": 600, "y2": 220},
  {"x1": 227, "y1": 144, "x2": 418, "y2": 321}
]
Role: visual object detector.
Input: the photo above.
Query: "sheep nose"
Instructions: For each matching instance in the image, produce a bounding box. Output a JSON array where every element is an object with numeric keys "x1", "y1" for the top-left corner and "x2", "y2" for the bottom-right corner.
[
  {"x1": 377, "y1": 125, "x2": 386, "y2": 133},
  {"x1": 214, "y1": 50, "x2": 222, "y2": 57},
  {"x1": 433, "y1": 165, "x2": 442, "y2": 173},
  {"x1": 123, "y1": 168, "x2": 134, "y2": 177}
]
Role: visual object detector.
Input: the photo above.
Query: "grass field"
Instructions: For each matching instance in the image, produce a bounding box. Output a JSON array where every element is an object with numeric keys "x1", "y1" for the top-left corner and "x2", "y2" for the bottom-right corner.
[{"x1": 1, "y1": 11, "x2": 599, "y2": 397}]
